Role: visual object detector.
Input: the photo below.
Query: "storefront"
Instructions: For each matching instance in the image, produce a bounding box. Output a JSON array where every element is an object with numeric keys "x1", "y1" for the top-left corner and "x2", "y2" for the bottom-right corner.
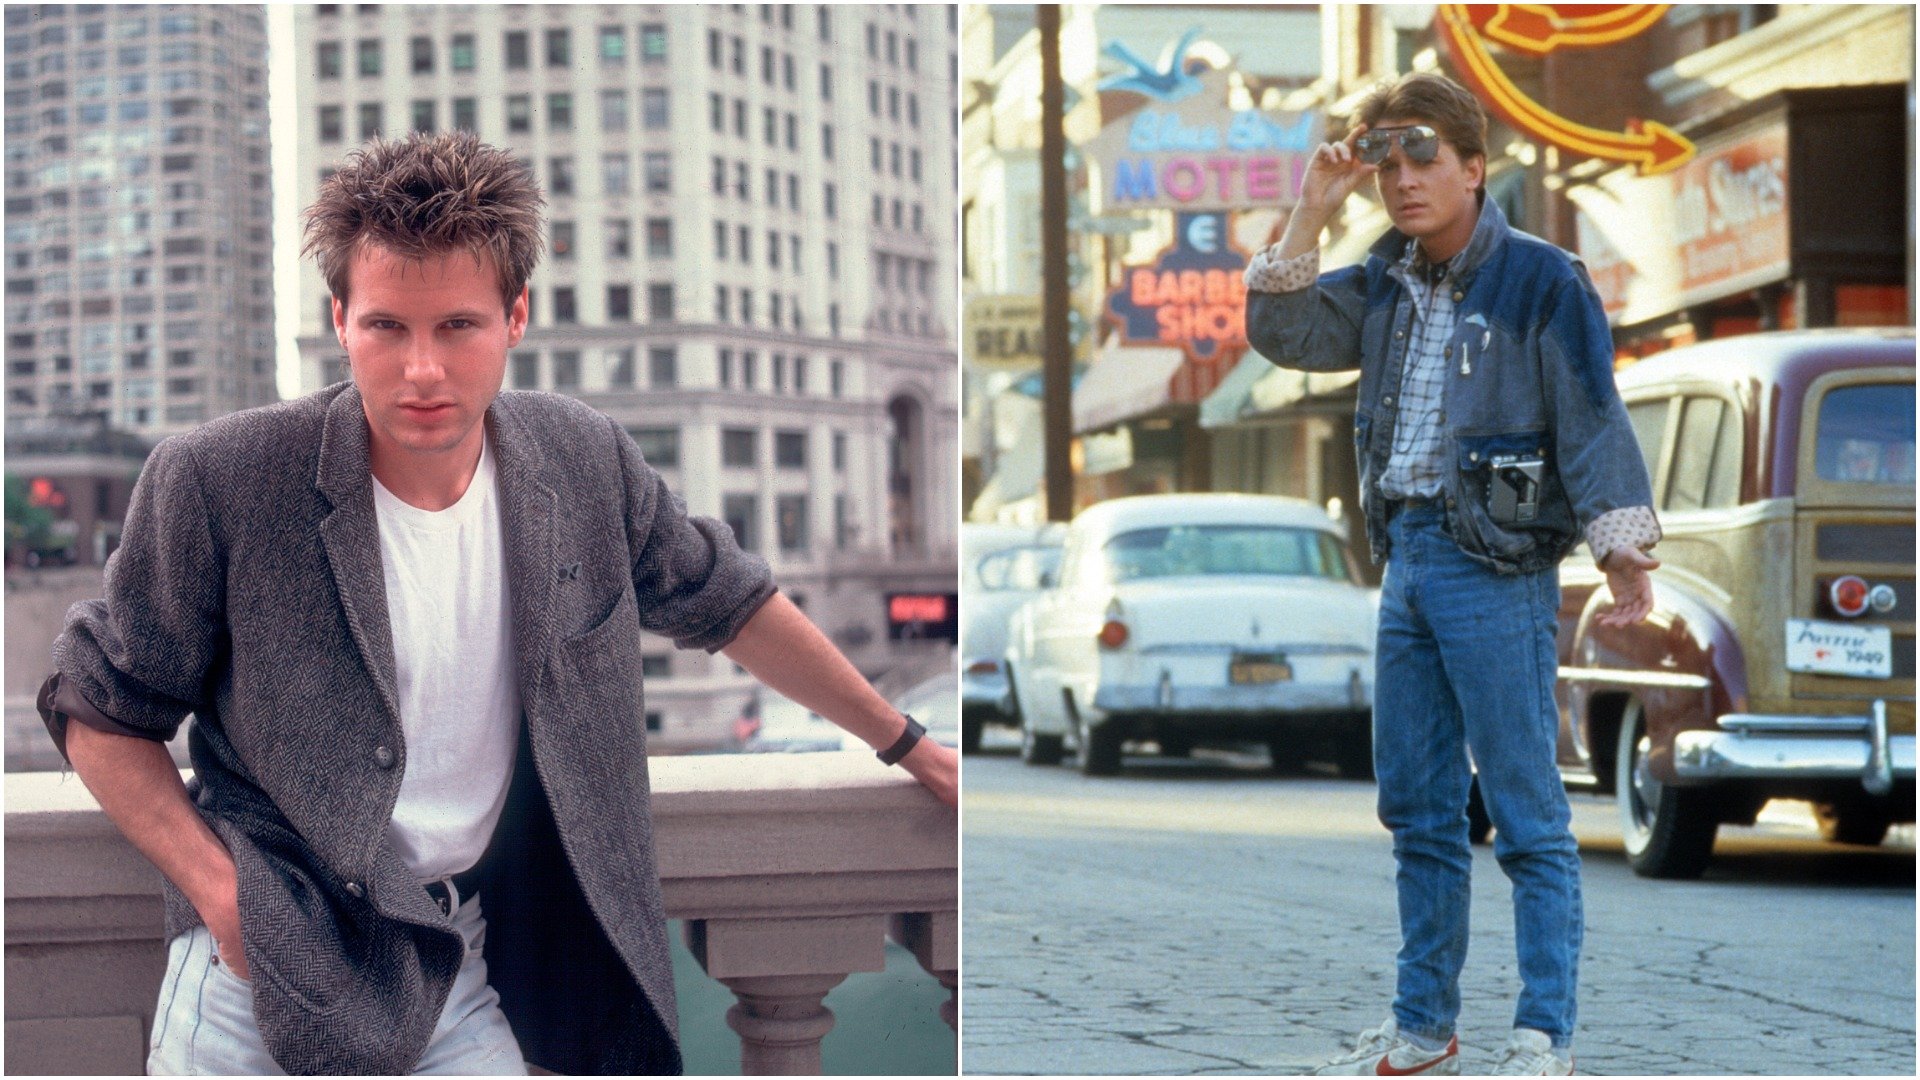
[{"x1": 1570, "y1": 85, "x2": 1909, "y2": 357}]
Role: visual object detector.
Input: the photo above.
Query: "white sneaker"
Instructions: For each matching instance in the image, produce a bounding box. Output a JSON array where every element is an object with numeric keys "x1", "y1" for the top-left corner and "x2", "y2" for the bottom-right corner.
[
  {"x1": 1491, "y1": 1028, "x2": 1574, "y2": 1075},
  {"x1": 1309, "y1": 1017, "x2": 1459, "y2": 1075}
]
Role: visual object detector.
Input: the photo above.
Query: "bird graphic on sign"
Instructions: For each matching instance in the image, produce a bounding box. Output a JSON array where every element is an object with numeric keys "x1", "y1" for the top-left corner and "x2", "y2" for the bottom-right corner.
[{"x1": 1098, "y1": 27, "x2": 1206, "y2": 103}]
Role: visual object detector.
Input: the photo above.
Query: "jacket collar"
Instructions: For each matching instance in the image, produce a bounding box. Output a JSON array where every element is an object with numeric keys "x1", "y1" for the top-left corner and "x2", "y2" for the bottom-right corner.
[
  {"x1": 1367, "y1": 194, "x2": 1509, "y2": 285},
  {"x1": 315, "y1": 387, "x2": 563, "y2": 728}
]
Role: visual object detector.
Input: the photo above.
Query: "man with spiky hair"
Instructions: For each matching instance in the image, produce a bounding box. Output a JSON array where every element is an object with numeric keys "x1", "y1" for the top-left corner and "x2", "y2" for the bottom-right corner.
[{"x1": 39, "y1": 131, "x2": 956, "y2": 1075}]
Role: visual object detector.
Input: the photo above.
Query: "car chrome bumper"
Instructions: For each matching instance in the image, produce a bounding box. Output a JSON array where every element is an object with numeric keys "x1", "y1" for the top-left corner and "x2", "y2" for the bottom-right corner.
[
  {"x1": 1672, "y1": 700, "x2": 1916, "y2": 795},
  {"x1": 1093, "y1": 680, "x2": 1368, "y2": 715}
]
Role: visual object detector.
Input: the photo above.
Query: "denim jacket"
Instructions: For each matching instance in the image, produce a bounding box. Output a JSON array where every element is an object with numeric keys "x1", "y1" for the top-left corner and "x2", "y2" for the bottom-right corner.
[{"x1": 1245, "y1": 198, "x2": 1655, "y2": 574}]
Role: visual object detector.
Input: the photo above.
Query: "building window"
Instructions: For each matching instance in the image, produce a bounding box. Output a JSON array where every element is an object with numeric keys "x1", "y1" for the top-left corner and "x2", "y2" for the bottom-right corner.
[
  {"x1": 777, "y1": 494, "x2": 809, "y2": 553},
  {"x1": 504, "y1": 29, "x2": 528, "y2": 70},
  {"x1": 741, "y1": 350, "x2": 758, "y2": 390},
  {"x1": 511, "y1": 350, "x2": 538, "y2": 389},
  {"x1": 600, "y1": 89, "x2": 627, "y2": 133},
  {"x1": 451, "y1": 96, "x2": 477, "y2": 132},
  {"x1": 713, "y1": 221, "x2": 729, "y2": 260},
  {"x1": 409, "y1": 35, "x2": 432, "y2": 74},
  {"x1": 547, "y1": 92, "x2": 572, "y2": 132},
  {"x1": 708, "y1": 92, "x2": 723, "y2": 133},
  {"x1": 830, "y1": 359, "x2": 843, "y2": 397},
  {"x1": 646, "y1": 284, "x2": 674, "y2": 321},
  {"x1": 606, "y1": 284, "x2": 631, "y2": 322},
  {"x1": 722, "y1": 494, "x2": 758, "y2": 552},
  {"x1": 646, "y1": 218, "x2": 672, "y2": 258},
  {"x1": 629, "y1": 426, "x2": 679, "y2": 467},
  {"x1": 599, "y1": 25, "x2": 624, "y2": 64},
  {"x1": 317, "y1": 40, "x2": 342, "y2": 78},
  {"x1": 505, "y1": 94, "x2": 530, "y2": 134},
  {"x1": 823, "y1": 182, "x2": 836, "y2": 220},
  {"x1": 775, "y1": 430, "x2": 807, "y2": 469},
  {"x1": 549, "y1": 156, "x2": 573, "y2": 196},
  {"x1": 358, "y1": 102, "x2": 382, "y2": 141},
  {"x1": 648, "y1": 346, "x2": 677, "y2": 388},
  {"x1": 606, "y1": 218, "x2": 631, "y2": 259},
  {"x1": 643, "y1": 152, "x2": 669, "y2": 193},
  {"x1": 722, "y1": 428, "x2": 758, "y2": 467},
  {"x1": 552, "y1": 350, "x2": 580, "y2": 390},
  {"x1": 410, "y1": 99, "x2": 434, "y2": 134},
  {"x1": 641, "y1": 88, "x2": 669, "y2": 130},
  {"x1": 544, "y1": 27, "x2": 569, "y2": 68},
  {"x1": 719, "y1": 347, "x2": 733, "y2": 387},
  {"x1": 450, "y1": 33, "x2": 474, "y2": 71},
  {"x1": 357, "y1": 38, "x2": 380, "y2": 76},
  {"x1": 607, "y1": 348, "x2": 635, "y2": 389},
  {"x1": 835, "y1": 494, "x2": 849, "y2": 550},
  {"x1": 832, "y1": 430, "x2": 847, "y2": 471},
  {"x1": 640, "y1": 23, "x2": 666, "y2": 62},
  {"x1": 715, "y1": 286, "x2": 730, "y2": 323},
  {"x1": 551, "y1": 287, "x2": 577, "y2": 324},
  {"x1": 318, "y1": 105, "x2": 343, "y2": 142},
  {"x1": 602, "y1": 153, "x2": 629, "y2": 196}
]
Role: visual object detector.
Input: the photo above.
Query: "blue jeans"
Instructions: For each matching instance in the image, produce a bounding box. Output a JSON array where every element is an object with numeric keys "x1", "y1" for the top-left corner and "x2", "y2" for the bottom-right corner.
[
  {"x1": 147, "y1": 888, "x2": 526, "y2": 1075},
  {"x1": 1374, "y1": 502, "x2": 1582, "y2": 1050}
]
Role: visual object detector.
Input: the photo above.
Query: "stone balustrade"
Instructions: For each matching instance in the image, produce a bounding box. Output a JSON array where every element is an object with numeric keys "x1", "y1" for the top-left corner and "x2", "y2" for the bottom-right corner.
[{"x1": 4, "y1": 751, "x2": 957, "y2": 1076}]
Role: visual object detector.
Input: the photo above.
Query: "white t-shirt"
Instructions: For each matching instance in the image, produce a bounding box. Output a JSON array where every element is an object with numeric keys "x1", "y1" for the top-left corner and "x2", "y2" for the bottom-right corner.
[{"x1": 370, "y1": 435, "x2": 520, "y2": 880}]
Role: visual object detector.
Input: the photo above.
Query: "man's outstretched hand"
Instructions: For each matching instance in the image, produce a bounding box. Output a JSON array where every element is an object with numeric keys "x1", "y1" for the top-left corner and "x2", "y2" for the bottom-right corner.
[
  {"x1": 898, "y1": 736, "x2": 957, "y2": 807},
  {"x1": 1598, "y1": 546, "x2": 1660, "y2": 627}
]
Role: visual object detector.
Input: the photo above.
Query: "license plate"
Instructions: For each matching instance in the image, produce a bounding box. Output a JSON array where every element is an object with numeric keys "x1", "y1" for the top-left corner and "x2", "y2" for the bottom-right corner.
[
  {"x1": 1785, "y1": 619, "x2": 1893, "y2": 679},
  {"x1": 1230, "y1": 655, "x2": 1291, "y2": 685}
]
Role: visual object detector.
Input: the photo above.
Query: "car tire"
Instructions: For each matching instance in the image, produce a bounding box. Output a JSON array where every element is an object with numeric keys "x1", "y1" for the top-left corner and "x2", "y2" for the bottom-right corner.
[
  {"x1": 1157, "y1": 736, "x2": 1192, "y2": 758},
  {"x1": 1465, "y1": 775, "x2": 1493, "y2": 846},
  {"x1": 1616, "y1": 703, "x2": 1718, "y2": 879},
  {"x1": 1267, "y1": 738, "x2": 1306, "y2": 775},
  {"x1": 1335, "y1": 715, "x2": 1374, "y2": 781},
  {"x1": 1813, "y1": 795, "x2": 1893, "y2": 847},
  {"x1": 1076, "y1": 708, "x2": 1121, "y2": 777},
  {"x1": 1020, "y1": 721, "x2": 1064, "y2": 766}
]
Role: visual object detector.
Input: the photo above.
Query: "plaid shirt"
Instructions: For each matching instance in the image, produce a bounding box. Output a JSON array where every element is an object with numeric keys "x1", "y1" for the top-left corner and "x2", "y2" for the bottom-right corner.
[{"x1": 1377, "y1": 241, "x2": 1457, "y2": 499}]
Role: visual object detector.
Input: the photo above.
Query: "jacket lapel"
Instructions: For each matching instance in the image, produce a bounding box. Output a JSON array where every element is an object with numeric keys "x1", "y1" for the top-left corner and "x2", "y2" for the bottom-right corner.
[
  {"x1": 315, "y1": 386, "x2": 404, "y2": 732},
  {"x1": 486, "y1": 397, "x2": 560, "y2": 717}
]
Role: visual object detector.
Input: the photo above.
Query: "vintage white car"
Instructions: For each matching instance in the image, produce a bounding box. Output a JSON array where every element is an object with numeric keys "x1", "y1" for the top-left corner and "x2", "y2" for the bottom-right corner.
[
  {"x1": 1004, "y1": 493, "x2": 1378, "y2": 776},
  {"x1": 959, "y1": 522, "x2": 1067, "y2": 752}
]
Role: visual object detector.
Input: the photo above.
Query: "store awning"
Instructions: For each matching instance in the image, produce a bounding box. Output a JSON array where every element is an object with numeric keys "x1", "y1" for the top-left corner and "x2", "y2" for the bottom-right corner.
[
  {"x1": 1248, "y1": 366, "x2": 1360, "y2": 414},
  {"x1": 1198, "y1": 351, "x2": 1278, "y2": 428},
  {"x1": 1071, "y1": 345, "x2": 1188, "y2": 434}
]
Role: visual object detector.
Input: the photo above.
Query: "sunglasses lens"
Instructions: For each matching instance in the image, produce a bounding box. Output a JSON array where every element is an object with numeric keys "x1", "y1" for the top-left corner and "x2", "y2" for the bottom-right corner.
[
  {"x1": 1402, "y1": 128, "x2": 1439, "y2": 163},
  {"x1": 1356, "y1": 135, "x2": 1389, "y2": 165}
]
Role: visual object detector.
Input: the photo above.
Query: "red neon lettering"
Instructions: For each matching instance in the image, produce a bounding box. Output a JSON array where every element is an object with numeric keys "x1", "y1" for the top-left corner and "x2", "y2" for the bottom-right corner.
[{"x1": 1162, "y1": 157, "x2": 1205, "y2": 202}]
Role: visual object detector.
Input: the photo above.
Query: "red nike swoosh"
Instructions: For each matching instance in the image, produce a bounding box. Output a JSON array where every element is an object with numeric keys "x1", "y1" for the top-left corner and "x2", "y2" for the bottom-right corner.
[{"x1": 1376, "y1": 1037, "x2": 1458, "y2": 1075}]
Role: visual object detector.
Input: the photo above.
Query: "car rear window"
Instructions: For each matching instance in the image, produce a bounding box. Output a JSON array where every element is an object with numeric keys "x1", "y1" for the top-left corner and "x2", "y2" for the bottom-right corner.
[
  {"x1": 975, "y1": 545, "x2": 1063, "y2": 591},
  {"x1": 1814, "y1": 383, "x2": 1915, "y2": 486},
  {"x1": 1101, "y1": 525, "x2": 1351, "y2": 583}
]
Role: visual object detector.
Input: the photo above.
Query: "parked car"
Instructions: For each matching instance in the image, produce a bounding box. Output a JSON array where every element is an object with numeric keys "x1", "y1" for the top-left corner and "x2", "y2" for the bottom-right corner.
[
  {"x1": 1551, "y1": 329, "x2": 1914, "y2": 877},
  {"x1": 960, "y1": 522, "x2": 1066, "y2": 752},
  {"x1": 1005, "y1": 493, "x2": 1378, "y2": 776}
]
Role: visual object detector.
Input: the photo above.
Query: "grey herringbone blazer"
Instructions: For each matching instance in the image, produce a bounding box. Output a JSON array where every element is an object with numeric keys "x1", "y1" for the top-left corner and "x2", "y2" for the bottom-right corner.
[{"x1": 41, "y1": 384, "x2": 776, "y2": 1074}]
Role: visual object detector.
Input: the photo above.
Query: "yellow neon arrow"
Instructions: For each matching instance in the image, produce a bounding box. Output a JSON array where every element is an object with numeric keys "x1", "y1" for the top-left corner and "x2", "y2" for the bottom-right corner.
[
  {"x1": 1440, "y1": 4, "x2": 1693, "y2": 175},
  {"x1": 1483, "y1": 4, "x2": 1672, "y2": 55}
]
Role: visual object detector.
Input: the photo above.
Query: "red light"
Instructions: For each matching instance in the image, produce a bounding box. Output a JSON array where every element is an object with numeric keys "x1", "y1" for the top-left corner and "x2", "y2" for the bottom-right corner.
[
  {"x1": 1098, "y1": 620, "x2": 1130, "y2": 649},
  {"x1": 889, "y1": 594, "x2": 948, "y2": 623},
  {"x1": 1830, "y1": 576, "x2": 1870, "y2": 617},
  {"x1": 967, "y1": 659, "x2": 999, "y2": 675}
]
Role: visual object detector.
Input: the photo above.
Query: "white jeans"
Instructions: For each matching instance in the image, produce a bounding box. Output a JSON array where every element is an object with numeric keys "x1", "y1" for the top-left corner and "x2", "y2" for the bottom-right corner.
[{"x1": 146, "y1": 890, "x2": 526, "y2": 1075}]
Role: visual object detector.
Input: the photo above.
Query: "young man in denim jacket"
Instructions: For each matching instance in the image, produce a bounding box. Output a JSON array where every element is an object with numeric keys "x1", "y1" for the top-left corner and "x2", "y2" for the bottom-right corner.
[{"x1": 1243, "y1": 73, "x2": 1661, "y2": 1075}]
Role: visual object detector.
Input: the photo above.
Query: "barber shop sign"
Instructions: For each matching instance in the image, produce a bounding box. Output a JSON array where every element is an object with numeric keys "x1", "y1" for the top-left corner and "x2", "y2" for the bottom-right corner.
[{"x1": 1105, "y1": 211, "x2": 1248, "y2": 361}]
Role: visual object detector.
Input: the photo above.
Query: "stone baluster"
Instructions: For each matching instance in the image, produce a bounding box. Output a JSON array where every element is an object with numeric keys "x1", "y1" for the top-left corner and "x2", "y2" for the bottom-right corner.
[
  {"x1": 685, "y1": 915, "x2": 886, "y2": 1075},
  {"x1": 890, "y1": 911, "x2": 957, "y2": 1033}
]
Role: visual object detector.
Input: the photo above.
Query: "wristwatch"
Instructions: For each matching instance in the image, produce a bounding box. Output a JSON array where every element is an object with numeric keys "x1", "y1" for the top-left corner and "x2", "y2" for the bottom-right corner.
[{"x1": 876, "y1": 714, "x2": 925, "y2": 766}]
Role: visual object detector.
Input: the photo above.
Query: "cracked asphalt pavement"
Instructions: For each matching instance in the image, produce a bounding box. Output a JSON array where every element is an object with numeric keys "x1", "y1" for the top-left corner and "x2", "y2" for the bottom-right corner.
[{"x1": 961, "y1": 739, "x2": 1915, "y2": 1075}]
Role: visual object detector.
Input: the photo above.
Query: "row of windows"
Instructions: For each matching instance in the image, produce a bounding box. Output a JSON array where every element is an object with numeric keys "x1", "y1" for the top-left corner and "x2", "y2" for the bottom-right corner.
[
  {"x1": 314, "y1": 25, "x2": 668, "y2": 79},
  {"x1": 714, "y1": 286, "x2": 825, "y2": 335},
  {"x1": 318, "y1": 89, "x2": 672, "y2": 144},
  {"x1": 506, "y1": 345, "x2": 676, "y2": 392},
  {"x1": 6, "y1": 39, "x2": 244, "y2": 81},
  {"x1": 710, "y1": 222, "x2": 829, "y2": 277},
  {"x1": 3, "y1": 9, "x2": 254, "y2": 48},
  {"x1": 867, "y1": 137, "x2": 925, "y2": 183},
  {"x1": 6, "y1": 346, "x2": 223, "y2": 378},
  {"x1": 703, "y1": 94, "x2": 818, "y2": 160},
  {"x1": 719, "y1": 426, "x2": 849, "y2": 471},
  {"x1": 723, "y1": 491, "x2": 833, "y2": 555},
  {"x1": 716, "y1": 348, "x2": 845, "y2": 396}
]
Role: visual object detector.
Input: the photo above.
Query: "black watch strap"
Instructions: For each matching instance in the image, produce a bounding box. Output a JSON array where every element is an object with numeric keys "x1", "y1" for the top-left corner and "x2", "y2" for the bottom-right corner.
[{"x1": 876, "y1": 714, "x2": 925, "y2": 766}]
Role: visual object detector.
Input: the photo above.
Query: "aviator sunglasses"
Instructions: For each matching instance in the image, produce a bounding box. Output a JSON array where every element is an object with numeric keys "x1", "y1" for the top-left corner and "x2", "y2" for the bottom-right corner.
[{"x1": 1354, "y1": 124, "x2": 1441, "y2": 165}]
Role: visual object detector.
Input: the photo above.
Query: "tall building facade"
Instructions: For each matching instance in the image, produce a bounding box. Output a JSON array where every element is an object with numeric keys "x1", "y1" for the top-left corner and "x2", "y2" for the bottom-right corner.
[
  {"x1": 3, "y1": 4, "x2": 277, "y2": 437},
  {"x1": 294, "y1": 4, "x2": 958, "y2": 749}
]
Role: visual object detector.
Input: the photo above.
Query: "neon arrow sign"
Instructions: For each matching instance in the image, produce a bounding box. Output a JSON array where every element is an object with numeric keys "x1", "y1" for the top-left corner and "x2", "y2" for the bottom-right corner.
[{"x1": 1436, "y1": 4, "x2": 1695, "y2": 176}]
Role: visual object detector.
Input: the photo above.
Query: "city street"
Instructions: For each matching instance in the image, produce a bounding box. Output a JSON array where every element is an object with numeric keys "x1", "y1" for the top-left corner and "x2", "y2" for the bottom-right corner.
[{"x1": 961, "y1": 738, "x2": 1916, "y2": 1076}]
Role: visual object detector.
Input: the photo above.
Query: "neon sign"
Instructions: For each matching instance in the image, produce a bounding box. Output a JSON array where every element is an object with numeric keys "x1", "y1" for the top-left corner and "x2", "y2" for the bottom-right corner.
[
  {"x1": 1436, "y1": 4, "x2": 1694, "y2": 176},
  {"x1": 1088, "y1": 70, "x2": 1322, "y2": 212},
  {"x1": 1105, "y1": 212, "x2": 1249, "y2": 360}
]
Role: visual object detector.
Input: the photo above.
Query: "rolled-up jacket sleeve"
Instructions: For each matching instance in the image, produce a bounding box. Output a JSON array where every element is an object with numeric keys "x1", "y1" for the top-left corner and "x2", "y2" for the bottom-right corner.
[
  {"x1": 1540, "y1": 265, "x2": 1662, "y2": 563},
  {"x1": 1243, "y1": 243, "x2": 1368, "y2": 374},
  {"x1": 42, "y1": 436, "x2": 227, "y2": 761},
  {"x1": 613, "y1": 416, "x2": 777, "y2": 652}
]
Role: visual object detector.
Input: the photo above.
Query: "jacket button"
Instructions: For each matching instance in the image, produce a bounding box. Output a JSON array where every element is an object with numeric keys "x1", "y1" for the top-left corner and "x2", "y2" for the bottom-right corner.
[
  {"x1": 344, "y1": 881, "x2": 364, "y2": 899},
  {"x1": 1452, "y1": 291, "x2": 1464, "y2": 302},
  {"x1": 1383, "y1": 395, "x2": 1394, "y2": 406},
  {"x1": 1395, "y1": 331, "x2": 1405, "y2": 340},
  {"x1": 374, "y1": 745, "x2": 395, "y2": 769},
  {"x1": 1469, "y1": 452, "x2": 1479, "y2": 462},
  {"x1": 1446, "y1": 498, "x2": 1457, "y2": 509},
  {"x1": 1444, "y1": 346, "x2": 1452, "y2": 358}
]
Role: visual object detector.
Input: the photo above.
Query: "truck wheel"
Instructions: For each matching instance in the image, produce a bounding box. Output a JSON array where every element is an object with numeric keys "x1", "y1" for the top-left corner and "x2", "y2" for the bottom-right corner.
[
  {"x1": 1814, "y1": 796, "x2": 1893, "y2": 847},
  {"x1": 1019, "y1": 721, "x2": 1063, "y2": 766},
  {"x1": 1076, "y1": 709, "x2": 1121, "y2": 776},
  {"x1": 1616, "y1": 705, "x2": 1718, "y2": 879},
  {"x1": 1465, "y1": 775, "x2": 1493, "y2": 846}
]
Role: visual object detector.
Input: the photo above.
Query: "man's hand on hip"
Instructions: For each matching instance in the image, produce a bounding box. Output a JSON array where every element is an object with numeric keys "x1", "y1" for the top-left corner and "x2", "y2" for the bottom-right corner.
[
  {"x1": 1598, "y1": 547, "x2": 1660, "y2": 627},
  {"x1": 898, "y1": 736, "x2": 957, "y2": 807},
  {"x1": 199, "y1": 870, "x2": 250, "y2": 980}
]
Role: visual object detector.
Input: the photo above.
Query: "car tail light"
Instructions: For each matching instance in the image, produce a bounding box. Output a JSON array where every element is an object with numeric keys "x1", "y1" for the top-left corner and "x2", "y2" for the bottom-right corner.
[
  {"x1": 1829, "y1": 575, "x2": 1870, "y2": 618},
  {"x1": 1098, "y1": 620, "x2": 1130, "y2": 649},
  {"x1": 966, "y1": 659, "x2": 999, "y2": 675}
]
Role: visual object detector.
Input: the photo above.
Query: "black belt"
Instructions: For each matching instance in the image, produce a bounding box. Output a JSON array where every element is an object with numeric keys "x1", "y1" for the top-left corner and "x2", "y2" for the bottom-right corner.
[{"x1": 424, "y1": 865, "x2": 484, "y2": 915}]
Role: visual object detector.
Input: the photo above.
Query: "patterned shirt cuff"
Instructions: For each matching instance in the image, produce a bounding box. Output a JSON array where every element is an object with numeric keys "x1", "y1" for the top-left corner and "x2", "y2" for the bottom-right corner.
[
  {"x1": 1587, "y1": 505, "x2": 1662, "y2": 568},
  {"x1": 1243, "y1": 245, "x2": 1320, "y2": 293}
]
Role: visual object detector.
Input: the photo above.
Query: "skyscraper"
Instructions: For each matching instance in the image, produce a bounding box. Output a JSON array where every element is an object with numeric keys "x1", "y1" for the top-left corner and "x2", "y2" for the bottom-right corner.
[
  {"x1": 3, "y1": 4, "x2": 277, "y2": 436},
  {"x1": 294, "y1": 4, "x2": 958, "y2": 747}
]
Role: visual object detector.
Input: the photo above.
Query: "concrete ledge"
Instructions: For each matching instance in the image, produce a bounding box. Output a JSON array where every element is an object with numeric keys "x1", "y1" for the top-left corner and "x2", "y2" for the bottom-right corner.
[{"x1": 5, "y1": 754, "x2": 958, "y2": 1075}]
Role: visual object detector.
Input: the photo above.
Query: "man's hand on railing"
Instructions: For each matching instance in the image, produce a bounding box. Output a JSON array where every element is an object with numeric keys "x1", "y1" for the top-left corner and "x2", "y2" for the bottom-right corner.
[{"x1": 898, "y1": 737, "x2": 957, "y2": 807}]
